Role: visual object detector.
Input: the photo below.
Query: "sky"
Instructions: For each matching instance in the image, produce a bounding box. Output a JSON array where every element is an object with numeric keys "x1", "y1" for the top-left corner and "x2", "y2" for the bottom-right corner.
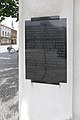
[{"x1": 1, "y1": 17, "x2": 18, "y2": 31}]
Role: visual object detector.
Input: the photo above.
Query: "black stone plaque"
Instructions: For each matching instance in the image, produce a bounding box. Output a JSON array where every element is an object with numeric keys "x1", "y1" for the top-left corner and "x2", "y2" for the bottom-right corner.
[{"x1": 25, "y1": 16, "x2": 67, "y2": 85}]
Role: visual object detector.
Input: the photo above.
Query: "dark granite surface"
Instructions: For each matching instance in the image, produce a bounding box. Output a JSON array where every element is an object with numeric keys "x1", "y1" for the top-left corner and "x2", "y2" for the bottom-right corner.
[{"x1": 25, "y1": 17, "x2": 67, "y2": 85}]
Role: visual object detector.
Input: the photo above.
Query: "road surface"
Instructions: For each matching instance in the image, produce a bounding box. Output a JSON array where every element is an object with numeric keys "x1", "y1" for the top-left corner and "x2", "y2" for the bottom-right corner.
[{"x1": 0, "y1": 51, "x2": 19, "y2": 120}]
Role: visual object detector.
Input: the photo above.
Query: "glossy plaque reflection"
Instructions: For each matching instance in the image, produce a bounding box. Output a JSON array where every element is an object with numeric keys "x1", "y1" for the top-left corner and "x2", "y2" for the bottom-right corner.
[{"x1": 25, "y1": 16, "x2": 67, "y2": 85}]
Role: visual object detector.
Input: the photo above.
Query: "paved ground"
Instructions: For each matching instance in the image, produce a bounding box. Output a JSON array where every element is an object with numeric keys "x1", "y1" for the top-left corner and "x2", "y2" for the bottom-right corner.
[{"x1": 0, "y1": 51, "x2": 19, "y2": 120}]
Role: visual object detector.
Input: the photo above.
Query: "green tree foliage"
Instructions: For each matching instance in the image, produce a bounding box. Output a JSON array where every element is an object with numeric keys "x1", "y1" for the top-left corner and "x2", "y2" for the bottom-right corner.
[{"x1": 0, "y1": 0, "x2": 19, "y2": 22}]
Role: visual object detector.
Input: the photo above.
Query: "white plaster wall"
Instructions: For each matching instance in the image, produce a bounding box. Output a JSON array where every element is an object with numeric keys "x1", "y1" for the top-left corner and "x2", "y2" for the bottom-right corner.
[
  {"x1": 73, "y1": 0, "x2": 80, "y2": 120},
  {"x1": 19, "y1": 0, "x2": 73, "y2": 120}
]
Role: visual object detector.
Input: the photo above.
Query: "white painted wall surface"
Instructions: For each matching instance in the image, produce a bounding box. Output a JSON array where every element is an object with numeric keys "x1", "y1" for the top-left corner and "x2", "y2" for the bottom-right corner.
[
  {"x1": 73, "y1": 0, "x2": 80, "y2": 120},
  {"x1": 19, "y1": 0, "x2": 73, "y2": 120}
]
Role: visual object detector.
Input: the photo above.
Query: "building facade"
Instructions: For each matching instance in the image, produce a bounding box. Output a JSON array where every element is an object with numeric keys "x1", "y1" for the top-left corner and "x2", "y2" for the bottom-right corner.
[
  {"x1": 0, "y1": 24, "x2": 17, "y2": 45},
  {"x1": 11, "y1": 29, "x2": 17, "y2": 44}
]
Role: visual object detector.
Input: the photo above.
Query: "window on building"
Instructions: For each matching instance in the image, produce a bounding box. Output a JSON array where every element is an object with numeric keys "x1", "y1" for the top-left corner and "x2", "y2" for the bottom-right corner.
[
  {"x1": 2, "y1": 31, "x2": 4, "y2": 36},
  {"x1": 5, "y1": 32, "x2": 7, "y2": 36},
  {"x1": 7, "y1": 32, "x2": 9, "y2": 37}
]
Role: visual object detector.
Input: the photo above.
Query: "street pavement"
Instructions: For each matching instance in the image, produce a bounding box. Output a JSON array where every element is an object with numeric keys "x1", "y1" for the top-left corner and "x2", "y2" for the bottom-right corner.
[{"x1": 0, "y1": 50, "x2": 19, "y2": 120}]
